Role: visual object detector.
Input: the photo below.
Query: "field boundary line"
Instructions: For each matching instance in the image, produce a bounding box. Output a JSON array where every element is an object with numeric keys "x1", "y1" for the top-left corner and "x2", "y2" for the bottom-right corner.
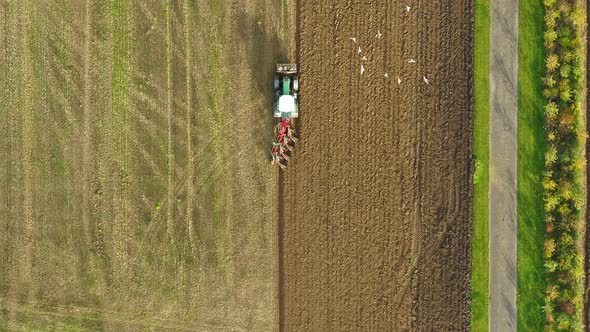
[
  {"x1": 586, "y1": 0, "x2": 590, "y2": 326},
  {"x1": 278, "y1": 0, "x2": 298, "y2": 329}
]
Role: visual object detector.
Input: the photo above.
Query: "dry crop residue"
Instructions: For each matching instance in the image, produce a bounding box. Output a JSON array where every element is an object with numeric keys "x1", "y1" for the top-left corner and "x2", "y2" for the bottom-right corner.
[
  {"x1": 0, "y1": 0, "x2": 286, "y2": 330},
  {"x1": 279, "y1": 0, "x2": 474, "y2": 330}
]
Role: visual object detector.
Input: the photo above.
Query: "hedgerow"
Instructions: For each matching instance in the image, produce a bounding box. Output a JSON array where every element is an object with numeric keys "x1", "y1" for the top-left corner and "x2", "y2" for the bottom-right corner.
[{"x1": 541, "y1": 0, "x2": 586, "y2": 330}]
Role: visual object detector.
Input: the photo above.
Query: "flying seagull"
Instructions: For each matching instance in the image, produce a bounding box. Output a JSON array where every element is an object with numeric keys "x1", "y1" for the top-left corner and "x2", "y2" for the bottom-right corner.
[
  {"x1": 405, "y1": 5, "x2": 411, "y2": 12},
  {"x1": 361, "y1": 64, "x2": 365, "y2": 76},
  {"x1": 384, "y1": 73, "x2": 389, "y2": 78},
  {"x1": 397, "y1": 77, "x2": 402, "y2": 84},
  {"x1": 376, "y1": 30, "x2": 383, "y2": 39},
  {"x1": 350, "y1": 37, "x2": 357, "y2": 43},
  {"x1": 361, "y1": 56, "x2": 368, "y2": 61},
  {"x1": 423, "y1": 76, "x2": 429, "y2": 84},
  {"x1": 358, "y1": 46, "x2": 362, "y2": 54},
  {"x1": 408, "y1": 58, "x2": 416, "y2": 63}
]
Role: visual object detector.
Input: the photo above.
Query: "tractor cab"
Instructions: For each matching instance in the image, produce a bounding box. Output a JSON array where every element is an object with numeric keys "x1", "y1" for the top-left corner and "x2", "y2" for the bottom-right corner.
[
  {"x1": 278, "y1": 95, "x2": 296, "y2": 115},
  {"x1": 273, "y1": 64, "x2": 299, "y2": 118}
]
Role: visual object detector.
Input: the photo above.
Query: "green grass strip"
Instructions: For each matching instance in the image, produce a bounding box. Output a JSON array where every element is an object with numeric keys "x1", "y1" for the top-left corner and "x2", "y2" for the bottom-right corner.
[
  {"x1": 517, "y1": 0, "x2": 546, "y2": 330},
  {"x1": 471, "y1": 0, "x2": 490, "y2": 330}
]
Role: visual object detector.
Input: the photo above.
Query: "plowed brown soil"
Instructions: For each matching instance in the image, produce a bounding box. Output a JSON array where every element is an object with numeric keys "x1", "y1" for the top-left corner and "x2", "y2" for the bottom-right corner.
[{"x1": 279, "y1": 0, "x2": 474, "y2": 330}]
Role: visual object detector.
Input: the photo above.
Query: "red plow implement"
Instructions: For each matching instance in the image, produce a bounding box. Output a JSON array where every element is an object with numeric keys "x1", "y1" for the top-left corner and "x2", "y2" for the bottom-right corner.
[{"x1": 271, "y1": 119, "x2": 297, "y2": 169}]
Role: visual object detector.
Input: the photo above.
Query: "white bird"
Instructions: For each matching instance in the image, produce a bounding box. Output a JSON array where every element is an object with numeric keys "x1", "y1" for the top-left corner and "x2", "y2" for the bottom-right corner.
[
  {"x1": 397, "y1": 77, "x2": 402, "y2": 84},
  {"x1": 408, "y1": 58, "x2": 416, "y2": 63},
  {"x1": 350, "y1": 37, "x2": 357, "y2": 43},
  {"x1": 358, "y1": 46, "x2": 362, "y2": 54},
  {"x1": 361, "y1": 64, "x2": 365, "y2": 76},
  {"x1": 361, "y1": 56, "x2": 368, "y2": 61},
  {"x1": 384, "y1": 73, "x2": 389, "y2": 78},
  {"x1": 405, "y1": 5, "x2": 411, "y2": 12},
  {"x1": 423, "y1": 76, "x2": 429, "y2": 84},
  {"x1": 376, "y1": 30, "x2": 382, "y2": 39}
]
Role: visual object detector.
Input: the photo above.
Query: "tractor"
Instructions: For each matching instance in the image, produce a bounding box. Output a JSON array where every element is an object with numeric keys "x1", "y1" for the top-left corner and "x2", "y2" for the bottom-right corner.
[
  {"x1": 273, "y1": 63, "x2": 299, "y2": 118},
  {"x1": 271, "y1": 64, "x2": 299, "y2": 169}
]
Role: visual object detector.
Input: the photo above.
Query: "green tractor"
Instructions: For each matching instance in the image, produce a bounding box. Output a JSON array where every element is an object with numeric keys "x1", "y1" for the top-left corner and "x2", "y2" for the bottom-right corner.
[
  {"x1": 271, "y1": 64, "x2": 299, "y2": 169},
  {"x1": 273, "y1": 64, "x2": 299, "y2": 119}
]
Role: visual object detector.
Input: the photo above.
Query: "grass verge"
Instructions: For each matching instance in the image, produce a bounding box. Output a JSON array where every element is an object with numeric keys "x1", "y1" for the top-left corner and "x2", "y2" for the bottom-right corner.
[
  {"x1": 471, "y1": 0, "x2": 490, "y2": 330},
  {"x1": 517, "y1": 0, "x2": 546, "y2": 330}
]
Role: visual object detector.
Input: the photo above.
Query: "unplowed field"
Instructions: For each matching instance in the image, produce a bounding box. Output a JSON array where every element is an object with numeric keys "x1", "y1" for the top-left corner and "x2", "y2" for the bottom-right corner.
[
  {"x1": 279, "y1": 0, "x2": 474, "y2": 330},
  {"x1": 0, "y1": 0, "x2": 287, "y2": 330}
]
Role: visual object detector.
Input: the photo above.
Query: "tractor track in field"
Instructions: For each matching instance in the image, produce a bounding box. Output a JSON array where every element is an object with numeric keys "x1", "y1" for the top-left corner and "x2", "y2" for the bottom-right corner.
[
  {"x1": 279, "y1": 0, "x2": 474, "y2": 330},
  {"x1": 17, "y1": 0, "x2": 37, "y2": 305}
]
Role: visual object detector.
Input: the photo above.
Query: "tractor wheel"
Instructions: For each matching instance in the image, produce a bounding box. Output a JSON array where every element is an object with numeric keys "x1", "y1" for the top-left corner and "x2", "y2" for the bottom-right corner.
[
  {"x1": 274, "y1": 76, "x2": 280, "y2": 90},
  {"x1": 293, "y1": 76, "x2": 299, "y2": 91}
]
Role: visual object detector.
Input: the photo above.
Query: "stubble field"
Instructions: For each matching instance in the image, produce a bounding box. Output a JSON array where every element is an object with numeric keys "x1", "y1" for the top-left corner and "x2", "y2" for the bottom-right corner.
[{"x1": 0, "y1": 0, "x2": 287, "y2": 330}]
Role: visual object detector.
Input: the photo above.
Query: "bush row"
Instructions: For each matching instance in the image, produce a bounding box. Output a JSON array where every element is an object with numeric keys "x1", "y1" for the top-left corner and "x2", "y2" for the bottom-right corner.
[{"x1": 541, "y1": 0, "x2": 586, "y2": 330}]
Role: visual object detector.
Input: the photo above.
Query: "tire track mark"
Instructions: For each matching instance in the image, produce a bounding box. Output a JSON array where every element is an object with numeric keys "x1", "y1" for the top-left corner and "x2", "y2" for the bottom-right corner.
[
  {"x1": 80, "y1": 0, "x2": 93, "y2": 287},
  {"x1": 0, "y1": 2, "x2": 15, "y2": 301},
  {"x1": 18, "y1": 0, "x2": 35, "y2": 303},
  {"x1": 111, "y1": 0, "x2": 130, "y2": 285},
  {"x1": 1, "y1": 4, "x2": 23, "y2": 314},
  {"x1": 165, "y1": 0, "x2": 177, "y2": 257},
  {"x1": 184, "y1": 0, "x2": 196, "y2": 260}
]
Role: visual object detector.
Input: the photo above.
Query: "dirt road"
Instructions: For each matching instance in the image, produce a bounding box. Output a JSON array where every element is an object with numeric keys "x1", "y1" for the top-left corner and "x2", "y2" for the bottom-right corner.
[
  {"x1": 489, "y1": 0, "x2": 518, "y2": 329},
  {"x1": 279, "y1": 0, "x2": 474, "y2": 330}
]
